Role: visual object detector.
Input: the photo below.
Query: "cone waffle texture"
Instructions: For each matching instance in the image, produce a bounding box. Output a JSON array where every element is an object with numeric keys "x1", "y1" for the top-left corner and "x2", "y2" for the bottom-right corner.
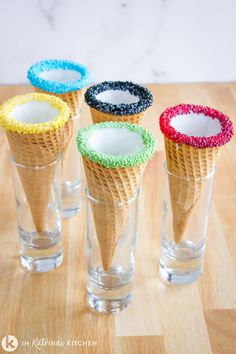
[
  {"x1": 165, "y1": 136, "x2": 221, "y2": 243},
  {"x1": 90, "y1": 107, "x2": 144, "y2": 125},
  {"x1": 0, "y1": 93, "x2": 70, "y2": 233},
  {"x1": 77, "y1": 121, "x2": 156, "y2": 271},
  {"x1": 160, "y1": 103, "x2": 234, "y2": 243},
  {"x1": 35, "y1": 87, "x2": 85, "y2": 163},
  {"x1": 84, "y1": 157, "x2": 144, "y2": 271}
]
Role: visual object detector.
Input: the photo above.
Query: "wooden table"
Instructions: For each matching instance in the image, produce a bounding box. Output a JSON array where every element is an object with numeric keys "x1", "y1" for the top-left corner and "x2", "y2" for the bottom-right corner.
[{"x1": 0, "y1": 84, "x2": 235, "y2": 354}]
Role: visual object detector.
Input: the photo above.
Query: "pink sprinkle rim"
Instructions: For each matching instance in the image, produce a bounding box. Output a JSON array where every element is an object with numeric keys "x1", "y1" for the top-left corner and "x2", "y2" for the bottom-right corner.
[{"x1": 159, "y1": 103, "x2": 234, "y2": 148}]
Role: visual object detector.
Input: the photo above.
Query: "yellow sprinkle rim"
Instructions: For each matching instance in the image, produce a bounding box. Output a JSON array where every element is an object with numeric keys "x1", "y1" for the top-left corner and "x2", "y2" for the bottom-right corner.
[{"x1": 0, "y1": 93, "x2": 70, "y2": 134}]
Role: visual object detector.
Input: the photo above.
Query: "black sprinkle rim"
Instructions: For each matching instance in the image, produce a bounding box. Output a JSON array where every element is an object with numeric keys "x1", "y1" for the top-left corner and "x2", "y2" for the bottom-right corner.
[{"x1": 85, "y1": 81, "x2": 153, "y2": 116}]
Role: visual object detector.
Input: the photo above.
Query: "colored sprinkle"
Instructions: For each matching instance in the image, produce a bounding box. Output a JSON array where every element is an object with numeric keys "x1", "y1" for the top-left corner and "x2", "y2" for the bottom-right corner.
[
  {"x1": 77, "y1": 121, "x2": 156, "y2": 168},
  {"x1": 0, "y1": 93, "x2": 70, "y2": 134},
  {"x1": 85, "y1": 81, "x2": 153, "y2": 116},
  {"x1": 159, "y1": 103, "x2": 234, "y2": 148},
  {"x1": 27, "y1": 59, "x2": 92, "y2": 94}
]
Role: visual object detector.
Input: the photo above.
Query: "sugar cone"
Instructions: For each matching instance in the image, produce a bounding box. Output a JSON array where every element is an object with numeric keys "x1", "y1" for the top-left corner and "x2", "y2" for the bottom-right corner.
[
  {"x1": 83, "y1": 157, "x2": 145, "y2": 271},
  {"x1": 0, "y1": 93, "x2": 70, "y2": 233},
  {"x1": 85, "y1": 81, "x2": 153, "y2": 126},
  {"x1": 14, "y1": 157, "x2": 56, "y2": 234},
  {"x1": 164, "y1": 136, "x2": 221, "y2": 243},
  {"x1": 7, "y1": 127, "x2": 69, "y2": 233},
  {"x1": 90, "y1": 107, "x2": 144, "y2": 125},
  {"x1": 28, "y1": 59, "x2": 91, "y2": 165},
  {"x1": 78, "y1": 122, "x2": 156, "y2": 272},
  {"x1": 160, "y1": 104, "x2": 234, "y2": 243}
]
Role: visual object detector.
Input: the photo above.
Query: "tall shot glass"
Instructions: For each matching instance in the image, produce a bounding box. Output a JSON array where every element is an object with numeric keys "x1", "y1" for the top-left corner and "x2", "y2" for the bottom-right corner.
[
  {"x1": 62, "y1": 114, "x2": 82, "y2": 218},
  {"x1": 159, "y1": 163, "x2": 215, "y2": 285},
  {"x1": 86, "y1": 188, "x2": 139, "y2": 314},
  {"x1": 10, "y1": 155, "x2": 63, "y2": 272}
]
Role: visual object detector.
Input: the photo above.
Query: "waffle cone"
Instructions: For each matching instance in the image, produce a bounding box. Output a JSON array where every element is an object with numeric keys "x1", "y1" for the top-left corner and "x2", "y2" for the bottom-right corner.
[
  {"x1": 7, "y1": 128, "x2": 66, "y2": 233},
  {"x1": 164, "y1": 137, "x2": 221, "y2": 243},
  {"x1": 83, "y1": 157, "x2": 144, "y2": 271},
  {"x1": 90, "y1": 107, "x2": 144, "y2": 125}
]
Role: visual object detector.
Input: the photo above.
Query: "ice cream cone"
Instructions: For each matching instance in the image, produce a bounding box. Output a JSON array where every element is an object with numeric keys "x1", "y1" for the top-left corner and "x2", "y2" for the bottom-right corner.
[
  {"x1": 27, "y1": 59, "x2": 91, "y2": 162},
  {"x1": 165, "y1": 137, "x2": 221, "y2": 243},
  {"x1": 84, "y1": 157, "x2": 144, "y2": 270},
  {"x1": 85, "y1": 81, "x2": 153, "y2": 125},
  {"x1": 77, "y1": 121, "x2": 156, "y2": 271},
  {"x1": 160, "y1": 104, "x2": 234, "y2": 243},
  {"x1": 0, "y1": 93, "x2": 70, "y2": 233}
]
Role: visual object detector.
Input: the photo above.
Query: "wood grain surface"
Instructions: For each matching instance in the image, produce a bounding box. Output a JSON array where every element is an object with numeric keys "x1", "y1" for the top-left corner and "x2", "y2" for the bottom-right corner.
[{"x1": 0, "y1": 84, "x2": 235, "y2": 354}]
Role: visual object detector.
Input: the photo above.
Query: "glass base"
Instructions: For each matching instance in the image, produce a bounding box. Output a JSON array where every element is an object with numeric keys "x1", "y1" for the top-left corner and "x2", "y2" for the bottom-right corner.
[
  {"x1": 87, "y1": 291, "x2": 132, "y2": 314},
  {"x1": 87, "y1": 265, "x2": 134, "y2": 314},
  {"x1": 159, "y1": 240, "x2": 205, "y2": 285},
  {"x1": 159, "y1": 262, "x2": 203, "y2": 285},
  {"x1": 19, "y1": 228, "x2": 63, "y2": 272},
  {"x1": 20, "y1": 252, "x2": 63, "y2": 272},
  {"x1": 62, "y1": 179, "x2": 82, "y2": 219}
]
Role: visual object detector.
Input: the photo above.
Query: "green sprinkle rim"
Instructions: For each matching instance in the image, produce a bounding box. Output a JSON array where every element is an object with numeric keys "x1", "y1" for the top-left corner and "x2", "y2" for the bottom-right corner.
[{"x1": 77, "y1": 121, "x2": 157, "y2": 168}]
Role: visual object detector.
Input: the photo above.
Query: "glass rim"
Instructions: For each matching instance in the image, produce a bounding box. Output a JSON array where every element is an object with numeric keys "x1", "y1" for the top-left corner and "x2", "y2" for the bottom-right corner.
[
  {"x1": 10, "y1": 153, "x2": 61, "y2": 170},
  {"x1": 164, "y1": 161, "x2": 215, "y2": 181},
  {"x1": 85, "y1": 186, "x2": 140, "y2": 206}
]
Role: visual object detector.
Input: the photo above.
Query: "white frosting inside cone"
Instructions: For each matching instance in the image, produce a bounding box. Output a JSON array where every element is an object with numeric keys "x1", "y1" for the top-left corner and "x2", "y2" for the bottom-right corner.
[
  {"x1": 39, "y1": 69, "x2": 81, "y2": 82},
  {"x1": 170, "y1": 113, "x2": 222, "y2": 137},
  {"x1": 11, "y1": 101, "x2": 59, "y2": 123},
  {"x1": 89, "y1": 128, "x2": 144, "y2": 156},
  {"x1": 96, "y1": 90, "x2": 139, "y2": 105}
]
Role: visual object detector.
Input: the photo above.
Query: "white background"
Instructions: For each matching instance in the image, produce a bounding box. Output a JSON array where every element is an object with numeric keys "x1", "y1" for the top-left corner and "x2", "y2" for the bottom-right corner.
[{"x1": 0, "y1": 0, "x2": 236, "y2": 84}]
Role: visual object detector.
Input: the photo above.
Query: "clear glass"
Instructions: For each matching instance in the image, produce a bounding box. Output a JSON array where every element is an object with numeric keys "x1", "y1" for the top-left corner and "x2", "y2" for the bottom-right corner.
[
  {"x1": 10, "y1": 155, "x2": 63, "y2": 272},
  {"x1": 159, "y1": 163, "x2": 215, "y2": 284},
  {"x1": 86, "y1": 188, "x2": 139, "y2": 314},
  {"x1": 62, "y1": 114, "x2": 82, "y2": 218}
]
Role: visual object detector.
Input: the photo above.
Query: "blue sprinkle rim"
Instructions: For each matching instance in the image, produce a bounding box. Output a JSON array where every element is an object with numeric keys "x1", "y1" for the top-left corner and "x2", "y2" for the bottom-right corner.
[
  {"x1": 85, "y1": 81, "x2": 153, "y2": 116},
  {"x1": 27, "y1": 59, "x2": 92, "y2": 94}
]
